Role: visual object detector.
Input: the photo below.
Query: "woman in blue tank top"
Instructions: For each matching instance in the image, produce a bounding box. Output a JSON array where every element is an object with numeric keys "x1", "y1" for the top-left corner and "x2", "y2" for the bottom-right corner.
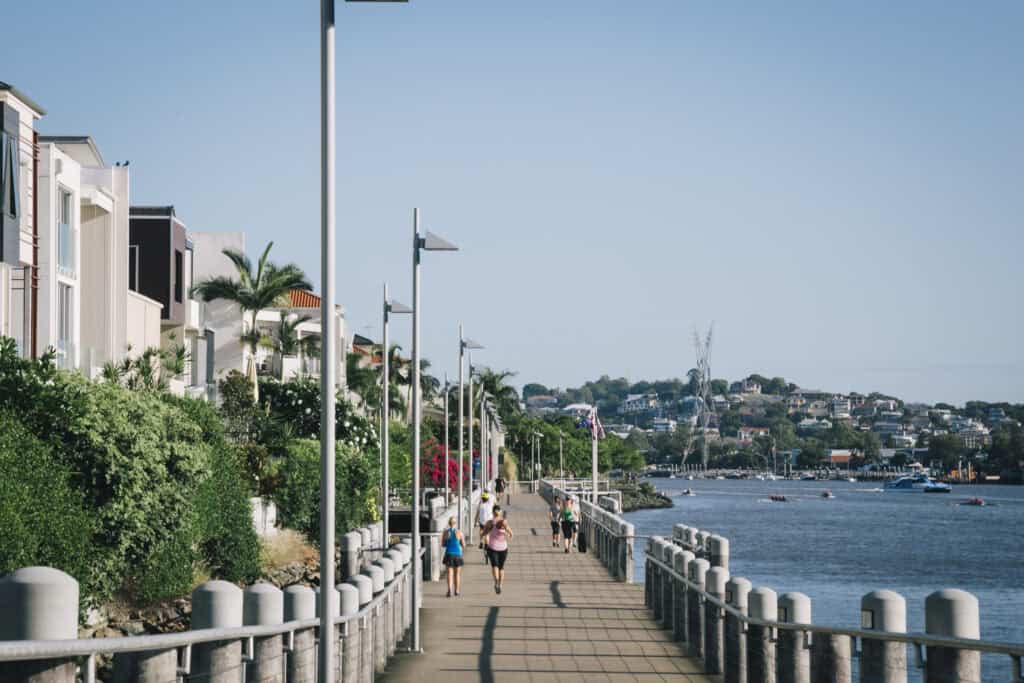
[{"x1": 442, "y1": 516, "x2": 465, "y2": 597}]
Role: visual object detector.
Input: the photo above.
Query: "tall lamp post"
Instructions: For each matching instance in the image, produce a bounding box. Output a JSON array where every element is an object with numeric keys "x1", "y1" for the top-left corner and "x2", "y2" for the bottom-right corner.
[
  {"x1": 458, "y1": 331, "x2": 482, "y2": 531},
  {"x1": 381, "y1": 285, "x2": 411, "y2": 546},
  {"x1": 319, "y1": 2, "x2": 407, "y2": 680},
  {"x1": 533, "y1": 432, "x2": 544, "y2": 487},
  {"x1": 411, "y1": 208, "x2": 457, "y2": 653},
  {"x1": 443, "y1": 373, "x2": 450, "y2": 502}
]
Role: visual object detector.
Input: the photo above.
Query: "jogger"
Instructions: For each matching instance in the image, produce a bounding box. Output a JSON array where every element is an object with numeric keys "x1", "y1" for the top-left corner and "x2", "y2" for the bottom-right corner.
[
  {"x1": 441, "y1": 516, "x2": 464, "y2": 597},
  {"x1": 484, "y1": 505, "x2": 513, "y2": 594}
]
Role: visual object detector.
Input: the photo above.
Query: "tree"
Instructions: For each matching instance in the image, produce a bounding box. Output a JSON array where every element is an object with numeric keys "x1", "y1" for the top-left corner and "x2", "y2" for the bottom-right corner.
[
  {"x1": 522, "y1": 383, "x2": 549, "y2": 400},
  {"x1": 264, "y1": 313, "x2": 319, "y2": 379},
  {"x1": 476, "y1": 368, "x2": 521, "y2": 420},
  {"x1": 192, "y1": 241, "x2": 312, "y2": 366}
]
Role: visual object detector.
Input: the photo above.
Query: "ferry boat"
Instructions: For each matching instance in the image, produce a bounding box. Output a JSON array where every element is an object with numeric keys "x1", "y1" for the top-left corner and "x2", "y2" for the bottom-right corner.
[{"x1": 883, "y1": 474, "x2": 952, "y2": 493}]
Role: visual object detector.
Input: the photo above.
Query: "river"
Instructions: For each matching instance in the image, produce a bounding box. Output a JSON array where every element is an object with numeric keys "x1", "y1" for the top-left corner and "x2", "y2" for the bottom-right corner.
[{"x1": 624, "y1": 478, "x2": 1024, "y2": 680}]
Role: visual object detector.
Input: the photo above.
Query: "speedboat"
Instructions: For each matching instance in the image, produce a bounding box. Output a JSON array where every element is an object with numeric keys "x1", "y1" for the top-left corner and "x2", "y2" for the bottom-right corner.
[
  {"x1": 800, "y1": 473, "x2": 816, "y2": 481},
  {"x1": 682, "y1": 488, "x2": 695, "y2": 497},
  {"x1": 821, "y1": 490, "x2": 834, "y2": 499},
  {"x1": 846, "y1": 477, "x2": 856, "y2": 483},
  {"x1": 883, "y1": 474, "x2": 952, "y2": 493}
]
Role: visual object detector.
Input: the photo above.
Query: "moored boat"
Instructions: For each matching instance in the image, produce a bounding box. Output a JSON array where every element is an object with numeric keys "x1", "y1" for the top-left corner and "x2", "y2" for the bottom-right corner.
[{"x1": 883, "y1": 474, "x2": 952, "y2": 493}]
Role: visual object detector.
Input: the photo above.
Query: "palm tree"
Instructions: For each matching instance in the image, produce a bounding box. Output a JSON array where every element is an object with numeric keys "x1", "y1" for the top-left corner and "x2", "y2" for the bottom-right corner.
[
  {"x1": 192, "y1": 242, "x2": 312, "y2": 356},
  {"x1": 346, "y1": 351, "x2": 381, "y2": 412},
  {"x1": 476, "y1": 368, "x2": 521, "y2": 420},
  {"x1": 192, "y1": 242, "x2": 311, "y2": 397},
  {"x1": 264, "y1": 313, "x2": 320, "y2": 378}
]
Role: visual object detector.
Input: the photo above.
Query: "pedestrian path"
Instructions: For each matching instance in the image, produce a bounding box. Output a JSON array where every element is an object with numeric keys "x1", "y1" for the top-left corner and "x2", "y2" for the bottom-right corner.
[{"x1": 381, "y1": 494, "x2": 714, "y2": 682}]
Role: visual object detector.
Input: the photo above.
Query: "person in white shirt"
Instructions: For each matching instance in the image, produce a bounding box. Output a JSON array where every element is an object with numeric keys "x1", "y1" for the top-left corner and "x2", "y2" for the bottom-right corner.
[{"x1": 477, "y1": 492, "x2": 494, "y2": 553}]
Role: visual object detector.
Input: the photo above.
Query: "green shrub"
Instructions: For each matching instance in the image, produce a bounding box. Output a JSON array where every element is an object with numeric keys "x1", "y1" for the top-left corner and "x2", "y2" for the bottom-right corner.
[
  {"x1": 0, "y1": 413, "x2": 95, "y2": 595},
  {"x1": 274, "y1": 439, "x2": 380, "y2": 545},
  {"x1": 0, "y1": 338, "x2": 260, "y2": 604},
  {"x1": 132, "y1": 523, "x2": 197, "y2": 604},
  {"x1": 194, "y1": 446, "x2": 261, "y2": 583}
]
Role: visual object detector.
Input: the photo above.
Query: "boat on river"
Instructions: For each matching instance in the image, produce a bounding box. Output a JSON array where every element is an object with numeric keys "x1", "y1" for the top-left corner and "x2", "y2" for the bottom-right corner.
[
  {"x1": 883, "y1": 474, "x2": 952, "y2": 493},
  {"x1": 769, "y1": 494, "x2": 788, "y2": 502},
  {"x1": 821, "y1": 490, "x2": 834, "y2": 499}
]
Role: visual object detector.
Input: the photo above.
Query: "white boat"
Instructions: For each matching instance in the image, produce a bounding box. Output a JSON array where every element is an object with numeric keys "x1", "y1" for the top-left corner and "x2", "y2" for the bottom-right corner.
[{"x1": 883, "y1": 474, "x2": 952, "y2": 493}]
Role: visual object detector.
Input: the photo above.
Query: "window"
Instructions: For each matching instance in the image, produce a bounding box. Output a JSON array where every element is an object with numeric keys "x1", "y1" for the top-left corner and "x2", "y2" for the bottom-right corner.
[
  {"x1": 128, "y1": 245, "x2": 139, "y2": 291},
  {"x1": 57, "y1": 188, "x2": 74, "y2": 276},
  {"x1": 0, "y1": 132, "x2": 19, "y2": 218},
  {"x1": 174, "y1": 249, "x2": 183, "y2": 303},
  {"x1": 57, "y1": 283, "x2": 73, "y2": 369}
]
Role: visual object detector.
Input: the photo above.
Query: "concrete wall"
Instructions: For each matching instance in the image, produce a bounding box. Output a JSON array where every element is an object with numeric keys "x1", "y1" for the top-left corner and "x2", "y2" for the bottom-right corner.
[
  {"x1": 126, "y1": 290, "x2": 162, "y2": 355},
  {"x1": 36, "y1": 144, "x2": 81, "y2": 368},
  {"x1": 190, "y1": 231, "x2": 247, "y2": 384}
]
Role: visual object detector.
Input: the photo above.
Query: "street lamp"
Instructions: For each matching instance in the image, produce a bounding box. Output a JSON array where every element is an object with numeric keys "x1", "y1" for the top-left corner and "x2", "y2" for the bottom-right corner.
[
  {"x1": 443, "y1": 373, "x2": 450, "y2": 502},
  {"x1": 381, "y1": 285, "x2": 411, "y2": 548},
  {"x1": 533, "y1": 432, "x2": 544, "y2": 487},
  {"x1": 458, "y1": 331, "x2": 482, "y2": 532},
  {"x1": 411, "y1": 208, "x2": 457, "y2": 653},
  {"x1": 320, "y1": 1, "x2": 407, "y2": 680}
]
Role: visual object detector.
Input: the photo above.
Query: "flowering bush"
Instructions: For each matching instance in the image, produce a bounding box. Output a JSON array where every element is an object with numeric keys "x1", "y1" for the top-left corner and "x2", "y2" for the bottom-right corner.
[
  {"x1": 259, "y1": 377, "x2": 378, "y2": 452},
  {"x1": 420, "y1": 437, "x2": 471, "y2": 493}
]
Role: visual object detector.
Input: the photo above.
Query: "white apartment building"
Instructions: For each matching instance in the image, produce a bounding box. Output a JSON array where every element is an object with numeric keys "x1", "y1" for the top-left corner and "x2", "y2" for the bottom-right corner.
[
  {"x1": 830, "y1": 396, "x2": 852, "y2": 420},
  {"x1": 651, "y1": 417, "x2": 677, "y2": 434},
  {"x1": 191, "y1": 231, "x2": 346, "y2": 390},
  {"x1": 0, "y1": 82, "x2": 44, "y2": 354}
]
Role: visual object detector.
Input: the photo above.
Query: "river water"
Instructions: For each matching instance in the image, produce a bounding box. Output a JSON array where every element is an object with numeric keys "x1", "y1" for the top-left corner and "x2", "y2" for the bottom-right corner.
[{"x1": 625, "y1": 478, "x2": 1024, "y2": 680}]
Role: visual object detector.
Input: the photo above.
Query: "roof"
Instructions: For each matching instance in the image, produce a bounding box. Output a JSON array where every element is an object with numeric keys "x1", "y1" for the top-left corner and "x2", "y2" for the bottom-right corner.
[
  {"x1": 37, "y1": 136, "x2": 105, "y2": 166},
  {"x1": 0, "y1": 81, "x2": 46, "y2": 116},
  {"x1": 288, "y1": 289, "x2": 321, "y2": 309},
  {"x1": 131, "y1": 206, "x2": 177, "y2": 218}
]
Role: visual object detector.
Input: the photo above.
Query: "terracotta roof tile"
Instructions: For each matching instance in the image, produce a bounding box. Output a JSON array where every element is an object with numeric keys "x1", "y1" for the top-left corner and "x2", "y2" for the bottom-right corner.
[{"x1": 288, "y1": 290, "x2": 320, "y2": 308}]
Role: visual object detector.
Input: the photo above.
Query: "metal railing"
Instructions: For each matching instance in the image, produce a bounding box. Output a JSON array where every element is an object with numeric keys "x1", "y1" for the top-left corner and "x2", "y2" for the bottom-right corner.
[
  {"x1": 643, "y1": 549, "x2": 1024, "y2": 681},
  {"x1": 0, "y1": 547, "x2": 420, "y2": 683}
]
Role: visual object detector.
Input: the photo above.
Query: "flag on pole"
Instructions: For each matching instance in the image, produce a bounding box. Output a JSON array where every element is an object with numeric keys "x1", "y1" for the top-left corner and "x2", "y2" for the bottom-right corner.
[{"x1": 577, "y1": 406, "x2": 605, "y2": 440}]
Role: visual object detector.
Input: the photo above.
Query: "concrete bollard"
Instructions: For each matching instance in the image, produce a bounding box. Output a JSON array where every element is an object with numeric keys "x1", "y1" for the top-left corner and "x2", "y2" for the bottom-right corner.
[
  {"x1": 622, "y1": 521, "x2": 635, "y2": 583},
  {"x1": 673, "y1": 523, "x2": 687, "y2": 543},
  {"x1": 859, "y1": 590, "x2": 907, "y2": 683},
  {"x1": 649, "y1": 537, "x2": 664, "y2": 620},
  {"x1": 778, "y1": 592, "x2": 811, "y2": 683},
  {"x1": 685, "y1": 528, "x2": 698, "y2": 551},
  {"x1": 696, "y1": 531, "x2": 711, "y2": 556},
  {"x1": 704, "y1": 567, "x2": 729, "y2": 674},
  {"x1": 925, "y1": 589, "x2": 981, "y2": 683},
  {"x1": 395, "y1": 542, "x2": 412, "y2": 633},
  {"x1": 385, "y1": 549, "x2": 406, "y2": 646},
  {"x1": 725, "y1": 577, "x2": 752, "y2": 683},
  {"x1": 370, "y1": 521, "x2": 384, "y2": 559},
  {"x1": 283, "y1": 585, "x2": 316, "y2": 683},
  {"x1": 341, "y1": 531, "x2": 363, "y2": 581},
  {"x1": 811, "y1": 631, "x2": 852, "y2": 683},
  {"x1": 0, "y1": 567, "x2": 79, "y2": 683},
  {"x1": 664, "y1": 546, "x2": 682, "y2": 632},
  {"x1": 374, "y1": 558, "x2": 396, "y2": 659},
  {"x1": 191, "y1": 580, "x2": 244, "y2": 683},
  {"x1": 358, "y1": 528, "x2": 373, "y2": 568},
  {"x1": 747, "y1": 587, "x2": 778, "y2": 683},
  {"x1": 661, "y1": 542, "x2": 677, "y2": 630},
  {"x1": 673, "y1": 550, "x2": 695, "y2": 643},
  {"x1": 243, "y1": 583, "x2": 284, "y2": 683},
  {"x1": 338, "y1": 584, "x2": 360, "y2": 683},
  {"x1": 362, "y1": 565, "x2": 386, "y2": 673},
  {"x1": 687, "y1": 558, "x2": 710, "y2": 658},
  {"x1": 708, "y1": 535, "x2": 730, "y2": 570},
  {"x1": 315, "y1": 585, "x2": 341, "y2": 681},
  {"x1": 347, "y1": 574, "x2": 373, "y2": 683}
]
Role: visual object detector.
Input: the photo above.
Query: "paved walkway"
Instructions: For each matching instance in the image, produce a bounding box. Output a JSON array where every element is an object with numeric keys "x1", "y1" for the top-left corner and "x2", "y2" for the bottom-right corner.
[{"x1": 381, "y1": 494, "x2": 714, "y2": 683}]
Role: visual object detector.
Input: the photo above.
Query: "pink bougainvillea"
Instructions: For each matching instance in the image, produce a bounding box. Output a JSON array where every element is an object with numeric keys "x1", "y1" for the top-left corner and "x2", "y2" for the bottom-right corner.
[{"x1": 420, "y1": 437, "x2": 473, "y2": 493}]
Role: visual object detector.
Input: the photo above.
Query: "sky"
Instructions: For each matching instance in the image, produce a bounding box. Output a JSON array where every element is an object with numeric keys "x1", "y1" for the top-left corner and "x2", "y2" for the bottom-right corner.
[{"x1": 4, "y1": 1, "x2": 1022, "y2": 405}]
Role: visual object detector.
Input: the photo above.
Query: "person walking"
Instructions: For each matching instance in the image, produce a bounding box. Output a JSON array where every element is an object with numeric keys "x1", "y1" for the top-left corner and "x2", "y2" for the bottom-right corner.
[
  {"x1": 441, "y1": 516, "x2": 464, "y2": 597},
  {"x1": 495, "y1": 476, "x2": 509, "y2": 505},
  {"x1": 484, "y1": 505, "x2": 513, "y2": 594},
  {"x1": 548, "y1": 496, "x2": 563, "y2": 548},
  {"x1": 477, "y1": 492, "x2": 494, "y2": 559},
  {"x1": 561, "y1": 496, "x2": 578, "y2": 553}
]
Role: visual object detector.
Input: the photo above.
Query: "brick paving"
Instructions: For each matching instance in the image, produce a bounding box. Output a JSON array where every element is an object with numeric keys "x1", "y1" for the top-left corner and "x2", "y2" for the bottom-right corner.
[{"x1": 381, "y1": 494, "x2": 715, "y2": 682}]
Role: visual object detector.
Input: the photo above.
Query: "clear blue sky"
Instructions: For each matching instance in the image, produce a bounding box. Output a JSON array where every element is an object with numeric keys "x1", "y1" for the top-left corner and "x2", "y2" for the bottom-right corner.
[{"x1": 5, "y1": 1, "x2": 1022, "y2": 405}]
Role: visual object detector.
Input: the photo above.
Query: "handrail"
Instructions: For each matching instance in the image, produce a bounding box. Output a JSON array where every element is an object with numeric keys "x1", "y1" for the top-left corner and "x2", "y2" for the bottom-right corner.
[
  {"x1": 0, "y1": 554, "x2": 414, "y2": 663},
  {"x1": 644, "y1": 552, "x2": 1024, "y2": 658}
]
